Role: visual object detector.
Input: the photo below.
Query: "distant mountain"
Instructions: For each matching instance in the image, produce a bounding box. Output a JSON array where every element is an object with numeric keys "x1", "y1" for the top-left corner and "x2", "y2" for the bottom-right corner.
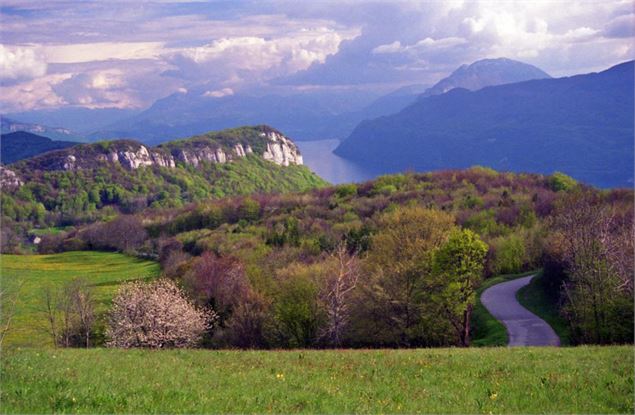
[
  {"x1": 421, "y1": 58, "x2": 551, "y2": 97},
  {"x1": 1, "y1": 117, "x2": 85, "y2": 142},
  {"x1": 0, "y1": 131, "x2": 77, "y2": 164},
  {"x1": 89, "y1": 89, "x2": 382, "y2": 144},
  {"x1": 335, "y1": 61, "x2": 634, "y2": 188},
  {"x1": 359, "y1": 84, "x2": 429, "y2": 120},
  {"x1": 1, "y1": 125, "x2": 326, "y2": 226},
  {"x1": 6, "y1": 107, "x2": 140, "y2": 135}
]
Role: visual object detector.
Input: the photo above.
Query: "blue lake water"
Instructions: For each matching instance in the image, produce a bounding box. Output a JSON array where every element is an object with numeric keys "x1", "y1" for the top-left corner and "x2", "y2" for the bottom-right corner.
[{"x1": 296, "y1": 139, "x2": 379, "y2": 184}]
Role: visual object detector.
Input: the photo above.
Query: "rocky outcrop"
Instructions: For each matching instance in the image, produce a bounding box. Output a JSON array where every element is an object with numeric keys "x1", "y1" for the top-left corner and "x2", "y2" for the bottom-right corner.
[
  {"x1": 261, "y1": 131, "x2": 303, "y2": 166},
  {"x1": 0, "y1": 166, "x2": 23, "y2": 189},
  {"x1": 13, "y1": 126, "x2": 303, "y2": 173}
]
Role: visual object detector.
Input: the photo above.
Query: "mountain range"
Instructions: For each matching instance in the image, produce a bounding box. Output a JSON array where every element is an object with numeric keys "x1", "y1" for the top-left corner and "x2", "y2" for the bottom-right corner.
[
  {"x1": 5, "y1": 58, "x2": 551, "y2": 146},
  {"x1": 335, "y1": 61, "x2": 634, "y2": 188}
]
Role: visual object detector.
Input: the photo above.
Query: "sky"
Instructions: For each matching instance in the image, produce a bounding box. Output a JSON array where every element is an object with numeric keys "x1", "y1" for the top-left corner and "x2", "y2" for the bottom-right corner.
[{"x1": 0, "y1": 0, "x2": 633, "y2": 112}]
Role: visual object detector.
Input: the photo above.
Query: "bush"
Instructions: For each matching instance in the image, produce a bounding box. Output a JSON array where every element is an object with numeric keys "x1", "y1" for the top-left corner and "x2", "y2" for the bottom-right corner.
[
  {"x1": 106, "y1": 279, "x2": 216, "y2": 348},
  {"x1": 490, "y1": 234, "x2": 526, "y2": 275},
  {"x1": 549, "y1": 172, "x2": 577, "y2": 192}
]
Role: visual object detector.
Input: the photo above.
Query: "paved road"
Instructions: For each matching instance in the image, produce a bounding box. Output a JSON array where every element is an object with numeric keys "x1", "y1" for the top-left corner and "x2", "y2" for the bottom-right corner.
[{"x1": 481, "y1": 275, "x2": 560, "y2": 347}]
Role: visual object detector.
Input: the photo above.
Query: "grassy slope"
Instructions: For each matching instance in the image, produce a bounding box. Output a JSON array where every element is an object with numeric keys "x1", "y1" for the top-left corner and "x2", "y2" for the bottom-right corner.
[
  {"x1": 517, "y1": 273, "x2": 572, "y2": 345},
  {"x1": 2, "y1": 346, "x2": 632, "y2": 414},
  {"x1": 0, "y1": 252, "x2": 160, "y2": 347},
  {"x1": 471, "y1": 270, "x2": 541, "y2": 347}
]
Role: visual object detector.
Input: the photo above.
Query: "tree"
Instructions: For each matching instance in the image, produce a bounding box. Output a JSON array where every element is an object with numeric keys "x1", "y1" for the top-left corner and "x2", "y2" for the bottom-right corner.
[
  {"x1": 42, "y1": 278, "x2": 96, "y2": 347},
  {"x1": 318, "y1": 243, "x2": 360, "y2": 347},
  {"x1": 547, "y1": 191, "x2": 634, "y2": 344},
  {"x1": 184, "y1": 252, "x2": 250, "y2": 323},
  {"x1": 358, "y1": 206, "x2": 455, "y2": 346},
  {"x1": 106, "y1": 279, "x2": 216, "y2": 348},
  {"x1": 432, "y1": 229, "x2": 488, "y2": 346}
]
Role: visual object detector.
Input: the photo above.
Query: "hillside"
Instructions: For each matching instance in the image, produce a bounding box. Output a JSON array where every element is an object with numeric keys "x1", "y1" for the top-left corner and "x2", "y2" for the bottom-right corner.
[
  {"x1": 421, "y1": 58, "x2": 551, "y2": 97},
  {"x1": 1, "y1": 131, "x2": 78, "y2": 164},
  {"x1": 0, "y1": 125, "x2": 326, "y2": 231},
  {"x1": 335, "y1": 61, "x2": 634, "y2": 188}
]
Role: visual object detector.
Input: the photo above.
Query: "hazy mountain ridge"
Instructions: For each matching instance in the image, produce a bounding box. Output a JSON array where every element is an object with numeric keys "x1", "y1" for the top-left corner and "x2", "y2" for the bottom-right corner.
[
  {"x1": 1, "y1": 118, "x2": 85, "y2": 142},
  {"x1": 335, "y1": 61, "x2": 634, "y2": 188},
  {"x1": 421, "y1": 58, "x2": 551, "y2": 97},
  {"x1": 1, "y1": 131, "x2": 78, "y2": 165}
]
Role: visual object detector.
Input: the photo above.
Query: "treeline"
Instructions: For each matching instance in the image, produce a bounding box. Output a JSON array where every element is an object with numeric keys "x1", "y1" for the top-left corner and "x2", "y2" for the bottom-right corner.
[{"x1": 25, "y1": 168, "x2": 633, "y2": 348}]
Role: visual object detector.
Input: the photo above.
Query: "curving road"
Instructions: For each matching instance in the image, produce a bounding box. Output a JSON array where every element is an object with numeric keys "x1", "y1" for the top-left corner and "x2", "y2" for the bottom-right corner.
[{"x1": 481, "y1": 275, "x2": 560, "y2": 347}]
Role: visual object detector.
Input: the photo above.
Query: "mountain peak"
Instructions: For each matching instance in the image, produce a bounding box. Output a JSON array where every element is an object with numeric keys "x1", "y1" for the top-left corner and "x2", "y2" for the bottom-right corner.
[{"x1": 422, "y1": 57, "x2": 551, "y2": 97}]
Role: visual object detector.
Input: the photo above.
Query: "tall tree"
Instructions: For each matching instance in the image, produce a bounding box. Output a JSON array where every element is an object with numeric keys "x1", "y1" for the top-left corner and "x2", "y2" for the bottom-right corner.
[
  {"x1": 360, "y1": 206, "x2": 455, "y2": 346},
  {"x1": 432, "y1": 229, "x2": 488, "y2": 346},
  {"x1": 318, "y1": 243, "x2": 360, "y2": 347}
]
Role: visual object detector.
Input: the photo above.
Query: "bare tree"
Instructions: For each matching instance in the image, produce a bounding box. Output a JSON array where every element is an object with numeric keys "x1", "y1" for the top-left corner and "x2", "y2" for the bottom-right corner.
[
  {"x1": 319, "y1": 243, "x2": 360, "y2": 347},
  {"x1": 41, "y1": 279, "x2": 95, "y2": 347}
]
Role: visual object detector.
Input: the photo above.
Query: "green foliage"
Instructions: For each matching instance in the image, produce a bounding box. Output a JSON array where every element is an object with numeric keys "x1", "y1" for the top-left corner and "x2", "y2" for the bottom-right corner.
[
  {"x1": 269, "y1": 263, "x2": 324, "y2": 348},
  {"x1": 549, "y1": 172, "x2": 578, "y2": 191},
  {"x1": 490, "y1": 234, "x2": 527, "y2": 275},
  {"x1": 432, "y1": 229, "x2": 488, "y2": 346}
]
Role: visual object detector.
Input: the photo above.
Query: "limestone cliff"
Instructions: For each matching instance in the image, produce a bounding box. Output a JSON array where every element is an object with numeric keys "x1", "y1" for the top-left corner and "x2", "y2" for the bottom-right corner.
[{"x1": 13, "y1": 125, "x2": 303, "y2": 174}]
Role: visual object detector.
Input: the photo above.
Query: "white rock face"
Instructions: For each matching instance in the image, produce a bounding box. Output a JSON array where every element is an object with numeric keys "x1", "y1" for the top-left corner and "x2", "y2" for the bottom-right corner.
[
  {"x1": 26, "y1": 129, "x2": 302, "y2": 172},
  {"x1": 63, "y1": 155, "x2": 77, "y2": 170},
  {"x1": 0, "y1": 166, "x2": 23, "y2": 188},
  {"x1": 262, "y1": 131, "x2": 303, "y2": 166}
]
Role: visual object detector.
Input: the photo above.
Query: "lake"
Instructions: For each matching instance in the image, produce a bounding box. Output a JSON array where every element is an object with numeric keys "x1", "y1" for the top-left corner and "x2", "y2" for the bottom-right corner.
[{"x1": 296, "y1": 139, "x2": 380, "y2": 184}]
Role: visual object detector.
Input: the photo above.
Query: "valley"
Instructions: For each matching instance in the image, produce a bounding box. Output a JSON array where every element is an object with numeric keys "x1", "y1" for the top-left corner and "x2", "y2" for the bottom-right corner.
[{"x1": 1, "y1": 3, "x2": 633, "y2": 412}]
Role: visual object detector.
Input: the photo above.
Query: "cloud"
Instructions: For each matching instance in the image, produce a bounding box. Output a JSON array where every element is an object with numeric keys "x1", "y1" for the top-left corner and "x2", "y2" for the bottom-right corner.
[
  {"x1": 0, "y1": 45, "x2": 47, "y2": 83},
  {"x1": 163, "y1": 28, "x2": 352, "y2": 87},
  {"x1": 0, "y1": 0, "x2": 633, "y2": 112},
  {"x1": 43, "y1": 42, "x2": 165, "y2": 63},
  {"x1": 203, "y1": 88, "x2": 234, "y2": 98},
  {"x1": 603, "y1": 14, "x2": 635, "y2": 38},
  {"x1": 279, "y1": 0, "x2": 634, "y2": 86}
]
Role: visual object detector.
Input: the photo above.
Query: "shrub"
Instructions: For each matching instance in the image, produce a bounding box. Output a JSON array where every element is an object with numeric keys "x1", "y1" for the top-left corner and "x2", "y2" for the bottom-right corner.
[
  {"x1": 335, "y1": 183, "x2": 357, "y2": 198},
  {"x1": 549, "y1": 172, "x2": 577, "y2": 192},
  {"x1": 106, "y1": 279, "x2": 216, "y2": 348},
  {"x1": 490, "y1": 234, "x2": 526, "y2": 275}
]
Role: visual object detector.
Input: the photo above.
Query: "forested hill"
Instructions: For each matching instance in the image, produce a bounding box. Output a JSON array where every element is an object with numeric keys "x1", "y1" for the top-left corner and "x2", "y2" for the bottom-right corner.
[
  {"x1": 0, "y1": 131, "x2": 78, "y2": 165},
  {"x1": 0, "y1": 126, "x2": 326, "y2": 230},
  {"x1": 335, "y1": 61, "x2": 634, "y2": 188}
]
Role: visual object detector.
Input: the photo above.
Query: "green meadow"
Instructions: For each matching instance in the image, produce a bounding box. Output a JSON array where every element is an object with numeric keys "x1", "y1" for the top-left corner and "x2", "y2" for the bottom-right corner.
[
  {"x1": 1, "y1": 253, "x2": 632, "y2": 414},
  {"x1": 0, "y1": 252, "x2": 160, "y2": 347},
  {"x1": 2, "y1": 346, "x2": 632, "y2": 414}
]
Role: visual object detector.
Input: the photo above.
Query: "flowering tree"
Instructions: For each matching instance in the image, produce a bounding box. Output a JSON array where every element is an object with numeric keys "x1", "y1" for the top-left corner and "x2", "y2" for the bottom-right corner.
[{"x1": 106, "y1": 279, "x2": 216, "y2": 348}]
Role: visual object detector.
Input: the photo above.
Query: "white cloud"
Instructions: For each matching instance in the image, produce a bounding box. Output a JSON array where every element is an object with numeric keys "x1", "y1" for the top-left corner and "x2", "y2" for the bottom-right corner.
[
  {"x1": 203, "y1": 88, "x2": 234, "y2": 98},
  {"x1": 168, "y1": 28, "x2": 349, "y2": 84},
  {"x1": 0, "y1": 73, "x2": 69, "y2": 112},
  {"x1": 43, "y1": 42, "x2": 165, "y2": 64},
  {"x1": 0, "y1": 45, "x2": 47, "y2": 82}
]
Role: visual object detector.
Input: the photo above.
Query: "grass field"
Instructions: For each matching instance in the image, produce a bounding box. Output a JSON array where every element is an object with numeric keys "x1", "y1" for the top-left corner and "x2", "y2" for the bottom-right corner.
[
  {"x1": 0, "y1": 252, "x2": 160, "y2": 347},
  {"x1": 470, "y1": 270, "x2": 539, "y2": 347},
  {"x1": 1, "y1": 346, "x2": 632, "y2": 414}
]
